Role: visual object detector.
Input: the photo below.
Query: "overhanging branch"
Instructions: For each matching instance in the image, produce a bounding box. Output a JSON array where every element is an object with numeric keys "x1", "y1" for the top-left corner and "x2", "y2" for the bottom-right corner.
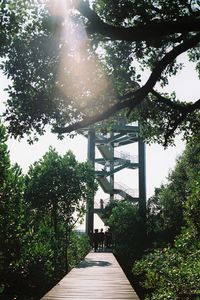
[
  {"x1": 77, "y1": 0, "x2": 200, "y2": 42},
  {"x1": 141, "y1": 33, "x2": 200, "y2": 94},
  {"x1": 55, "y1": 33, "x2": 200, "y2": 135},
  {"x1": 54, "y1": 95, "x2": 139, "y2": 134},
  {"x1": 151, "y1": 90, "x2": 187, "y2": 111},
  {"x1": 162, "y1": 97, "x2": 200, "y2": 146},
  {"x1": 115, "y1": 33, "x2": 200, "y2": 103},
  {"x1": 163, "y1": 112, "x2": 190, "y2": 147},
  {"x1": 152, "y1": 90, "x2": 200, "y2": 113}
]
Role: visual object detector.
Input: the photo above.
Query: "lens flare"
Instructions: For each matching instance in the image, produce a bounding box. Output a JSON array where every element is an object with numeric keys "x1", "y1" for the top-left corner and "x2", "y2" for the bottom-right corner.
[{"x1": 46, "y1": 0, "x2": 115, "y2": 116}]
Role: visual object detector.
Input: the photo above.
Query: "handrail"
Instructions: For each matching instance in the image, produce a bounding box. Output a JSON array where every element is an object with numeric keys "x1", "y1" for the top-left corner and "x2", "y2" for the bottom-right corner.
[
  {"x1": 115, "y1": 182, "x2": 138, "y2": 198},
  {"x1": 115, "y1": 150, "x2": 138, "y2": 163},
  {"x1": 94, "y1": 196, "x2": 121, "y2": 209}
]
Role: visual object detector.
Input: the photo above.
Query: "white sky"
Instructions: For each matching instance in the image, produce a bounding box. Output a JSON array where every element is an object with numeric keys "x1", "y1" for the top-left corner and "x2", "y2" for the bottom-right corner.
[{"x1": 0, "y1": 53, "x2": 199, "y2": 229}]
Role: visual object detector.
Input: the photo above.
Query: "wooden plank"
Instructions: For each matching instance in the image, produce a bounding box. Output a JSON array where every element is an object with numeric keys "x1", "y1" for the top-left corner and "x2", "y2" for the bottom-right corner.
[{"x1": 41, "y1": 252, "x2": 140, "y2": 300}]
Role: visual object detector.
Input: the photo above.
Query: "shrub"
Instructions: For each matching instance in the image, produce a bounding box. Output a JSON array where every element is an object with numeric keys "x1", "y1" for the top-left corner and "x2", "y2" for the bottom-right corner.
[{"x1": 133, "y1": 228, "x2": 200, "y2": 300}]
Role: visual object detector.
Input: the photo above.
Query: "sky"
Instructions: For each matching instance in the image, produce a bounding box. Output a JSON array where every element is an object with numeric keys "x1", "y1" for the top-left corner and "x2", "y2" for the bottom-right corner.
[{"x1": 0, "y1": 52, "x2": 199, "y2": 230}]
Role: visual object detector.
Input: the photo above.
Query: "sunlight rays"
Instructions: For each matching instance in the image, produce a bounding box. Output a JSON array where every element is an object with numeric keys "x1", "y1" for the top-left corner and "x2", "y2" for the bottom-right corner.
[{"x1": 46, "y1": 0, "x2": 115, "y2": 115}]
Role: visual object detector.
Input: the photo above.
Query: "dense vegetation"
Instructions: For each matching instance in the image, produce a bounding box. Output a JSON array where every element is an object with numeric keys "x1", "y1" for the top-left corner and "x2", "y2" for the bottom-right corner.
[
  {"x1": 103, "y1": 140, "x2": 200, "y2": 300},
  {"x1": 132, "y1": 140, "x2": 200, "y2": 300},
  {"x1": 0, "y1": 123, "x2": 96, "y2": 299}
]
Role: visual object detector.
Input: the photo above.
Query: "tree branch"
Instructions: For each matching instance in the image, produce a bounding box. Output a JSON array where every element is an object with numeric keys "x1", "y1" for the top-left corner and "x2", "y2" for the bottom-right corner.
[
  {"x1": 116, "y1": 33, "x2": 200, "y2": 103},
  {"x1": 163, "y1": 98, "x2": 200, "y2": 147},
  {"x1": 55, "y1": 34, "x2": 200, "y2": 135},
  {"x1": 163, "y1": 112, "x2": 189, "y2": 147},
  {"x1": 151, "y1": 90, "x2": 187, "y2": 111},
  {"x1": 77, "y1": 0, "x2": 200, "y2": 42},
  {"x1": 54, "y1": 96, "x2": 140, "y2": 134},
  {"x1": 187, "y1": 98, "x2": 200, "y2": 112},
  {"x1": 152, "y1": 90, "x2": 200, "y2": 113},
  {"x1": 140, "y1": 33, "x2": 200, "y2": 95}
]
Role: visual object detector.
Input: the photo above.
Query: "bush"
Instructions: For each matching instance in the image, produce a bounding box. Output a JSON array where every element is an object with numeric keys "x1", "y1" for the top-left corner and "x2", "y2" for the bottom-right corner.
[
  {"x1": 11, "y1": 220, "x2": 56, "y2": 287},
  {"x1": 68, "y1": 232, "x2": 91, "y2": 269},
  {"x1": 133, "y1": 228, "x2": 200, "y2": 300},
  {"x1": 105, "y1": 201, "x2": 142, "y2": 258}
]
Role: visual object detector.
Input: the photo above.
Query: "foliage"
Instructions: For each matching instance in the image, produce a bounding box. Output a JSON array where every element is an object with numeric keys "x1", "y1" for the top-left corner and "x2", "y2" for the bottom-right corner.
[
  {"x1": 0, "y1": 123, "x2": 25, "y2": 273},
  {"x1": 0, "y1": 123, "x2": 10, "y2": 179},
  {"x1": 0, "y1": 0, "x2": 200, "y2": 145},
  {"x1": 67, "y1": 232, "x2": 91, "y2": 269},
  {"x1": 185, "y1": 172, "x2": 200, "y2": 235},
  {"x1": 25, "y1": 147, "x2": 97, "y2": 270},
  {"x1": 0, "y1": 128, "x2": 95, "y2": 298},
  {"x1": 1, "y1": 2, "x2": 70, "y2": 142},
  {"x1": 12, "y1": 216, "x2": 56, "y2": 285},
  {"x1": 11, "y1": 222, "x2": 91, "y2": 286},
  {"x1": 0, "y1": 0, "x2": 38, "y2": 57},
  {"x1": 133, "y1": 228, "x2": 200, "y2": 300},
  {"x1": 133, "y1": 140, "x2": 200, "y2": 299},
  {"x1": 104, "y1": 200, "x2": 142, "y2": 258},
  {"x1": 101, "y1": 198, "x2": 119, "y2": 221},
  {"x1": 147, "y1": 140, "x2": 200, "y2": 245}
]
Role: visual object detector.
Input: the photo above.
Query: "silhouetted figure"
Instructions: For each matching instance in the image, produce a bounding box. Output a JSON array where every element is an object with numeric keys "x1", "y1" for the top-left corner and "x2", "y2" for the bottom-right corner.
[
  {"x1": 105, "y1": 228, "x2": 112, "y2": 248},
  {"x1": 93, "y1": 229, "x2": 99, "y2": 252},
  {"x1": 100, "y1": 199, "x2": 104, "y2": 210},
  {"x1": 98, "y1": 228, "x2": 104, "y2": 251}
]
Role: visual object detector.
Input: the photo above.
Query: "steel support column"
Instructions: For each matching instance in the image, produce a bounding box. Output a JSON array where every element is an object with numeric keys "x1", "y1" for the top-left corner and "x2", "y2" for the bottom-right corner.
[
  {"x1": 138, "y1": 138, "x2": 147, "y2": 241},
  {"x1": 109, "y1": 133, "x2": 114, "y2": 201},
  {"x1": 86, "y1": 128, "x2": 95, "y2": 237}
]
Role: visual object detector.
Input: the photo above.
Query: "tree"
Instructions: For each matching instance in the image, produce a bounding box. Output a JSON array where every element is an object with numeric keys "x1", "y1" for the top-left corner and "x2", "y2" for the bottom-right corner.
[
  {"x1": 185, "y1": 172, "x2": 200, "y2": 235},
  {"x1": 133, "y1": 228, "x2": 200, "y2": 300},
  {"x1": 105, "y1": 200, "x2": 142, "y2": 258},
  {"x1": 0, "y1": 123, "x2": 24, "y2": 263},
  {"x1": 133, "y1": 141, "x2": 200, "y2": 300},
  {"x1": 25, "y1": 147, "x2": 96, "y2": 270},
  {"x1": 103, "y1": 200, "x2": 145, "y2": 298},
  {"x1": 133, "y1": 172, "x2": 200, "y2": 300},
  {"x1": 147, "y1": 139, "x2": 200, "y2": 245},
  {"x1": 0, "y1": 123, "x2": 26, "y2": 294},
  {"x1": 0, "y1": 0, "x2": 200, "y2": 146}
]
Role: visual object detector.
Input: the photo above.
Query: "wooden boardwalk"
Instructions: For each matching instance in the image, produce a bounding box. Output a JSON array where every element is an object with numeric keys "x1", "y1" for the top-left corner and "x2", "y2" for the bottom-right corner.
[{"x1": 41, "y1": 252, "x2": 140, "y2": 300}]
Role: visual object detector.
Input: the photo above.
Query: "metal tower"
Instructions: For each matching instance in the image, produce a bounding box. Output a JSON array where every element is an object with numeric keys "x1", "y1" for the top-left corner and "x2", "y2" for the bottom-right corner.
[{"x1": 84, "y1": 118, "x2": 146, "y2": 236}]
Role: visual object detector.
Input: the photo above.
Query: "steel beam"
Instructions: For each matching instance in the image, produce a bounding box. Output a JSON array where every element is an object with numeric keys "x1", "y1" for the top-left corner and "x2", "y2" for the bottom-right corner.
[{"x1": 86, "y1": 128, "x2": 95, "y2": 237}]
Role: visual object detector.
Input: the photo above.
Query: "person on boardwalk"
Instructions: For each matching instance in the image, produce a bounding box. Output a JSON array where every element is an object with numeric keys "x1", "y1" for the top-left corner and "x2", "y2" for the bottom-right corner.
[
  {"x1": 98, "y1": 228, "x2": 104, "y2": 251},
  {"x1": 93, "y1": 229, "x2": 99, "y2": 252},
  {"x1": 105, "y1": 228, "x2": 112, "y2": 248},
  {"x1": 100, "y1": 198, "x2": 104, "y2": 210}
]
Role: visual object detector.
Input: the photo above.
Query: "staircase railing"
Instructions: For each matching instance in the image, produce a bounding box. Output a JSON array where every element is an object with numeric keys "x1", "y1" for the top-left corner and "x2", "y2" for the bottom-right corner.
[
  {"x1": 115, "y1": 150, "x2": 138, "y2": 164},
  {"x1": 115, "y1": 182, "x2": 138, "y2": 198},
  {"x1": 94, "y1": 197, "x2": 121, "y2": 209}
]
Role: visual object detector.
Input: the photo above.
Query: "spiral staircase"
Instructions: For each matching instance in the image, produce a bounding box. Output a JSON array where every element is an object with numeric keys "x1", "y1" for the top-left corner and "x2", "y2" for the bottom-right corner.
[{"x1": 79, "y1": 117, "x2": 146, "y2": 235}]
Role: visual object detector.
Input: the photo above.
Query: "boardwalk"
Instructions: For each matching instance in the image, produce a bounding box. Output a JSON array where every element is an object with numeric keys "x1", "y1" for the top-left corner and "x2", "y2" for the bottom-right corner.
[{"x1": 41, "y1": 252, "x2": 140, "y2": 300}]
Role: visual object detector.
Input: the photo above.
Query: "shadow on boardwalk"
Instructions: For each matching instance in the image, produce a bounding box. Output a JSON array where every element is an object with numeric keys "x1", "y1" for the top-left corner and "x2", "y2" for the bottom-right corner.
[{"x1": 77, "y1": 258, "x2": 111, "y2": 268}]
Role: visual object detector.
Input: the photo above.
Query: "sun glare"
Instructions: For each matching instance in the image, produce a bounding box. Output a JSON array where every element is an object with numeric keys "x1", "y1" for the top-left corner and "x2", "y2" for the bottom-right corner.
[{"x1": 46, "y1": 0, "x2": 114, "y2": 114}]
